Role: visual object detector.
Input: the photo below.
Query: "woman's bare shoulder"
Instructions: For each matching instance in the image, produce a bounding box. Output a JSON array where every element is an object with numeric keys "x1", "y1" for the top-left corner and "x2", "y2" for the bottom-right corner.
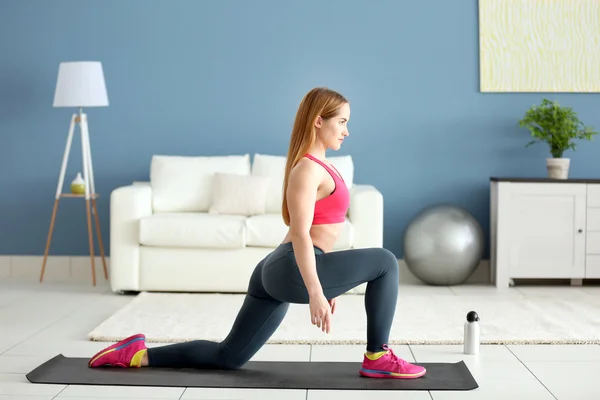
[{"x1": 290, "y1": 157, "x2": 320, "y2": 176}]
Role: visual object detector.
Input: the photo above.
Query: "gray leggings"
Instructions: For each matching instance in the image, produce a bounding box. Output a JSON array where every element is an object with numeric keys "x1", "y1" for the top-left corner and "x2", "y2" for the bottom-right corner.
[{"x1": 147, "y1": 242, "x2": 399, "y2": 369}]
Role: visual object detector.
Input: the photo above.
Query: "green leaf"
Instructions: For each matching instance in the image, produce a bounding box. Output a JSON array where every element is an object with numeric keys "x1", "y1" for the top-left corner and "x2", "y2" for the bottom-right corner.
[{"x1": 517, "y1": 98, "x2": 598, "y2": 157}]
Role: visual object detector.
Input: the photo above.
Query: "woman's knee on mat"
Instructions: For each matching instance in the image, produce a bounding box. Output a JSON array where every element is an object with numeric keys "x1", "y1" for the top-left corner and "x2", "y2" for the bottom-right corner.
[
  {"x1": 218, "y1": 354, "x2": 246, "y2": 370},
  {"x1": 216, "y1": 344, "x2": 247, "y2": 370}
]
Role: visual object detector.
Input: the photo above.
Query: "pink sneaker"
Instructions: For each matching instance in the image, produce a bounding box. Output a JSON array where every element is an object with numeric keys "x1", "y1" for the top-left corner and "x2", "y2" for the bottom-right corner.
[
  {"x1": 359, "y1": 344, "x2": 426, "y2": 379},
  {"x1": 88, "y1": 333, "x2": 147, "y2": 368}
]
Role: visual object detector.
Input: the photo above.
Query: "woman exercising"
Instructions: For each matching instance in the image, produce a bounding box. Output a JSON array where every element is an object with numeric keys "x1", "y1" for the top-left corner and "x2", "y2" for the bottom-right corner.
[{"x1": 88, "y1": 87, "x2": 426, "y2": 379}]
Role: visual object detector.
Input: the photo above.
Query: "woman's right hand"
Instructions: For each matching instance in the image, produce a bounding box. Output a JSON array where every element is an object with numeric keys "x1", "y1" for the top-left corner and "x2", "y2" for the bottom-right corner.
[{"x1": 309, "y1": 292, "x2": 332, "y2": 334}]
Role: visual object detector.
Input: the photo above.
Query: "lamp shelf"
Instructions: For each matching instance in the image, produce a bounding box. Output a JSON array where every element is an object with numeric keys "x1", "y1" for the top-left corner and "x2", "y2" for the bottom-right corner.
[{"x1": 60, "y1": 193, "x2": 100, "y2": 199}]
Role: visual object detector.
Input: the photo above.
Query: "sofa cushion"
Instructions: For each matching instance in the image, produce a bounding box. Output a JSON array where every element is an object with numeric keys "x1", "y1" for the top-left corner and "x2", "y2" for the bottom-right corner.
[
  {"x1": 139, "y1": 213, "x2": 246, "y2": 249},
  {"x1": 150, "y1": 154, "x2": 251, "y2": 213},
  {"x1": 251, "y1": 154, "x2": 287, "y2": 214},
  {"x1": 246, "y1": 214, "x2": 290, "y2": 247},
  {"x1": 252, "y1": 153, "x2": 355, "y2": 214},
  {"x1": 246, "y1": 213, "x2": 354, "y2": 250},
  {"x1": 209, "y1": 172, "x2": 271, "y2": 216}
]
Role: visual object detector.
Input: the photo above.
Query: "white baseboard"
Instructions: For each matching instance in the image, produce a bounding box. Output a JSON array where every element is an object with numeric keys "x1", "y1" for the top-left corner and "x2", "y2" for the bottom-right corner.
[
  {"x1": 0, "y1": 255, "x2": 491, "y2": 285},
  {"x1": 0, "y1": 255, "x2": 110, "y2": 283}
]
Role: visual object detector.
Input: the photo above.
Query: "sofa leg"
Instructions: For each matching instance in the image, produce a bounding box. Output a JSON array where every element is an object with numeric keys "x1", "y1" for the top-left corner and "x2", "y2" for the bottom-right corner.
[{"x1": 114, "y1": 290, "x2": 140, "y2": 296}]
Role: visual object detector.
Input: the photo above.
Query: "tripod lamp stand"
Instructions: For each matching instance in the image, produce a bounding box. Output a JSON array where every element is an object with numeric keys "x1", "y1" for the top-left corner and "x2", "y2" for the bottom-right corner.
[{"x1": 40, "y1": 61, "x2": 109, "y2": 286}]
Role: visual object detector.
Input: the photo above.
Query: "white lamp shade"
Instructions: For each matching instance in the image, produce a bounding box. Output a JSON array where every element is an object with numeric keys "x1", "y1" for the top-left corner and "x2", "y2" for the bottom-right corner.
[{"x1": 53, "y1": 61, "x2": 109, "y2": 107}]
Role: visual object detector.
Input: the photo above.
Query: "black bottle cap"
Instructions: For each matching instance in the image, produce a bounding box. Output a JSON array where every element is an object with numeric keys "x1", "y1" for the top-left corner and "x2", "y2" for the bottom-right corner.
[{"x1": 467, "y1": 311, "x2": 479, "y2": 322}]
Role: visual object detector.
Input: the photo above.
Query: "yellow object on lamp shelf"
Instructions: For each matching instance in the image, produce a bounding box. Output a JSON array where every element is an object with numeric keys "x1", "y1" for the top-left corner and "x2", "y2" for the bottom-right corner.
[{"x1": 70, "y1": 172, "x2": 86, "y2": 194}]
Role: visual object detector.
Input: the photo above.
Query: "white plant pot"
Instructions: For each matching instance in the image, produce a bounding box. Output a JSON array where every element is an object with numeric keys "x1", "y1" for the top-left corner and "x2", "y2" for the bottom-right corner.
[{"x1": 546, "y1": 157, "x2": 570, "y2": 179}]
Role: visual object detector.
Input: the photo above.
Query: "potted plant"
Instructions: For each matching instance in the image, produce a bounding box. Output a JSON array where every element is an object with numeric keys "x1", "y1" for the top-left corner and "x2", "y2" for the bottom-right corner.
[{"x1": 518, "y1": 98, "x2": 598, "y2": 179}]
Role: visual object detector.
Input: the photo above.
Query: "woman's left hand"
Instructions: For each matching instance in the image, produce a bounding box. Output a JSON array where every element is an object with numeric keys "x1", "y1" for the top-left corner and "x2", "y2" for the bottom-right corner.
[{"x1": 328, "y1": 297, "x2": 337, "y2": 314}]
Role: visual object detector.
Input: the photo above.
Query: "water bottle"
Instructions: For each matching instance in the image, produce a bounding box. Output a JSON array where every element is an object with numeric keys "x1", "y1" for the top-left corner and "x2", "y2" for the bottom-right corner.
[{"x1": 463, "y1": 311, "x2": 480, "y2": 355}]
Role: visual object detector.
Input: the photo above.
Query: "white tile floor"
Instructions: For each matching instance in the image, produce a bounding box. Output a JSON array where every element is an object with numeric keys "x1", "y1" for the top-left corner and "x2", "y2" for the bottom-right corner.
[{"x1": 1, "y1": 273, "x2": 600, "y2": 399}]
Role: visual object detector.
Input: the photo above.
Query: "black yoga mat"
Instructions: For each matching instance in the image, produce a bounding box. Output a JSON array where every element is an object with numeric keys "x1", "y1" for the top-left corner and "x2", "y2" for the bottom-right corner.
[{"x1": 27, "y1": 354, "x2": 478, "y2": 391}]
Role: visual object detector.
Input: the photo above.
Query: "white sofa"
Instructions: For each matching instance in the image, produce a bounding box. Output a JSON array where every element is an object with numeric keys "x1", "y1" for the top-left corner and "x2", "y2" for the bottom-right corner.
[{"x1": 109, "y1": 153, "x2": 384, "y2": 294}]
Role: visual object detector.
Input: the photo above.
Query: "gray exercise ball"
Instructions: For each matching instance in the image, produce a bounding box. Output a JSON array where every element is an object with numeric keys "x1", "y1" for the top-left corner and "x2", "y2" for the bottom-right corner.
[{"x1": 403, "y1": 204, "x2": 484, "y2": 286}]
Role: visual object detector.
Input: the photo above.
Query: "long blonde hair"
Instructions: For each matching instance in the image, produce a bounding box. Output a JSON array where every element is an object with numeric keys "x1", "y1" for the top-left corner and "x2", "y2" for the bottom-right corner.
[{"x1": 281, "y1": 87, "x2": 348, "y2": 226}]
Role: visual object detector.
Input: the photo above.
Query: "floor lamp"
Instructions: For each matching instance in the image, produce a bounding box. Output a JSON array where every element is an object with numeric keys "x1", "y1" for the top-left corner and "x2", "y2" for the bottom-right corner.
[{"x1": 40, "y1": 61, "x2": 109, "y2": 286}]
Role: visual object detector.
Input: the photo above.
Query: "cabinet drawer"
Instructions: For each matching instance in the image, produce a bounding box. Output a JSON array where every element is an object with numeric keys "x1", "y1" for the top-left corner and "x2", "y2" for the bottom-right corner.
[
  {"x1": 586, "y1": 255, "x2": 600, "y2": 278},
  {"x1": 587, "y1": 208, "x2": 600, "y2": 230},
  {"x1": 588, "y1": 184, "x2": 600, "y2": 207}
]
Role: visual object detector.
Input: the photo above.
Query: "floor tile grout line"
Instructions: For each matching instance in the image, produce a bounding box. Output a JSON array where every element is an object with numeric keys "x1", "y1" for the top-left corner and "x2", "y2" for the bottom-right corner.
[
  {"x1": 306, "y1": 345, "x2": 312, "y2": 400},
  {"x1": 0, "y1": 290, "x2": 35, "y2": 313},
  {"x1": 0, "y1": 293, "x2": 107, "y2": 357},
  {"x1": 177, "y1": 386, "x2": 186, "y2": 400},
  {"x1": 505, "y1": 345, "x2": 558, "y2": 400},
  {"x1": 50, "y1": 383, "x2": 69, "y2": 399},
  {"x1": 408, "y1": 344, "x2": 434, "y2": 399},
  {"x1": 407, "y1": 343, "x2": 417, "y2": 363}
]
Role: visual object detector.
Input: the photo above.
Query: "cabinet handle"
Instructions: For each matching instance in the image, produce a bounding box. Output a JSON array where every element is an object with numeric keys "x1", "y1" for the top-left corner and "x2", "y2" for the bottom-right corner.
[{"x1": 578, "y1": 229, "x2": 583, "y2": 233}]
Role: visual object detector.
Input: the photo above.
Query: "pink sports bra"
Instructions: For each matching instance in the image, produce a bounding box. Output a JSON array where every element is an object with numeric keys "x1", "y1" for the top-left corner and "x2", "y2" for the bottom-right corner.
[{"x1": 304, "y1": 153, "x2": 350, "y2": 225}]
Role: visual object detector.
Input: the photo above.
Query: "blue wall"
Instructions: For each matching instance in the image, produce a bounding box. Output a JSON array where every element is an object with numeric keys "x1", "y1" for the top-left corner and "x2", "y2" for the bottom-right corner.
[{"x1": 1, "y1": 0, "x2": 599, "y2": 258}]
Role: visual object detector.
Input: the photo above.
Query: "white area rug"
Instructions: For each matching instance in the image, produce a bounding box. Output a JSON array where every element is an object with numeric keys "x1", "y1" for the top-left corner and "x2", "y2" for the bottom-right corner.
[{"x1": 88, "y1": 291, "x2": 600, "y2": 345}]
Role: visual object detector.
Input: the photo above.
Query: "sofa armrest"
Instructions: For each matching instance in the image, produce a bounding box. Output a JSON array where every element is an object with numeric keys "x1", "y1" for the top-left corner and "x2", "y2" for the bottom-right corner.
[
  {"x1": 348, "y1": 184, "x2": 384, "y2": 248},
  {"x1": 109, "y1": 184, "x2": 153, "y2": 292}
]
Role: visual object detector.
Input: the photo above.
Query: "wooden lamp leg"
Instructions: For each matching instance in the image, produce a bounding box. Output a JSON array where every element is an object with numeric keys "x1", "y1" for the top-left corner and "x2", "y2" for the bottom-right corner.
[
  {"x1": 41, "y1": 113, "x2": 77, "y2": 283},
  {"x1": 40, "y1": 199, "x2": 60, "y2": 282}
]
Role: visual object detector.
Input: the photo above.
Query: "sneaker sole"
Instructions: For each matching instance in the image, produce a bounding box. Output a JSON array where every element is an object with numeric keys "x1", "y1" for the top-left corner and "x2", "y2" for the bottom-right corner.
[
  {"x1": 88, "y1": 334, "x2": 145, "y2": 367},
  {"x1": 359, "y1": 367, "x2": 426, "y2": 379}
]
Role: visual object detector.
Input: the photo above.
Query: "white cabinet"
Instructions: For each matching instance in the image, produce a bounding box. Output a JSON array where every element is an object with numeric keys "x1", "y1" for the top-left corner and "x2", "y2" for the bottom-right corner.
[{"x1": 490, "y1": 178, "x2": 600, "y2": 288}]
